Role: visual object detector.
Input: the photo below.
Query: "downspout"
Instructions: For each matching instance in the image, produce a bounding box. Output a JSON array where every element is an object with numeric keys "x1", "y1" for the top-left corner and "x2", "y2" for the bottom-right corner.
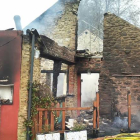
[{"x1": 26, "y1": 32, "x2": 35, "y2": 140}]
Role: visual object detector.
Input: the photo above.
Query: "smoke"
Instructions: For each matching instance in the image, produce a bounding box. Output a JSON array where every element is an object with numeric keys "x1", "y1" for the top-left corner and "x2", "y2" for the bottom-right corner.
[
  {"x1": 113, "y1": 116, "x2": 128, "y2": 128},
  {"x1": 135, "y1": 111, "x2": 140, "y2": 122},
  {"x1": 130, "y1": 111, "x2": 140, "y2": 131},
  {"x1": 23, "y1": 1, "x2": 64, "y2": 36}
]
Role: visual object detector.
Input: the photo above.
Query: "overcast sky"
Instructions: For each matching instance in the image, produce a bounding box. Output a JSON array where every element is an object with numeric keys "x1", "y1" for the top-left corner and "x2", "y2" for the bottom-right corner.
[
  {"x1": 0, "y1": 0, "x2": 58, "y2": 30},
  {"x1": 1, "y1": 0, "x2": 140, "y2": 30}
]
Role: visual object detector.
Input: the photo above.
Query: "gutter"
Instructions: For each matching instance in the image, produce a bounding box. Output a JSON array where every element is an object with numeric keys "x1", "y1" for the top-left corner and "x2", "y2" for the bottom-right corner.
[{"x1": 26, "y1": 29, "x2": 36, "y2": 140}]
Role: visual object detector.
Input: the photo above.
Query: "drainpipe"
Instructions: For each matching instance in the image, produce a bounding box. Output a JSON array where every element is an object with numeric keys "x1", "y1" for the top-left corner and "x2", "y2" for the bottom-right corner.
[{"x1": 26, "y1": 31, "x2": 35, "y2": 140}]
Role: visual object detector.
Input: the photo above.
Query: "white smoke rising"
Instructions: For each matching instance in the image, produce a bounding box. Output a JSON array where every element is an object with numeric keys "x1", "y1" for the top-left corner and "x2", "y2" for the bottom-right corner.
[
  {"x1": 0, "y1": 0, "x2": 58, "y2": 30},
  {"x1": 113, "y1": 116, "x2": 128, "y2": 128}
]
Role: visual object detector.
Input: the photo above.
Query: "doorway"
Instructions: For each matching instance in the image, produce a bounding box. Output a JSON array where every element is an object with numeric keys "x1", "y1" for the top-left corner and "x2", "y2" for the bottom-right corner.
[{"x1": 80, "y1": 73, "x2": 99, "y2": 107}]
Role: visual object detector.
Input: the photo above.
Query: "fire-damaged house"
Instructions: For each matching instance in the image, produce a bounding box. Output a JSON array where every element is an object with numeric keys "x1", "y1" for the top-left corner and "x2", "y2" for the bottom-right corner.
[{"x1": 1, "y1": 0, "x2": 140, "y2": 140}]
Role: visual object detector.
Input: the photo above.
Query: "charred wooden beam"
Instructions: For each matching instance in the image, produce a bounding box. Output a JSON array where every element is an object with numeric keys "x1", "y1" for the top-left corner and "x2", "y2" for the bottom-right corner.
[
  {"x1": 53, "y1": 61, "x2": 62, "y2": 97},
  {"x1": 39, "y1": 35, "x2": 75, "y2": 64},
  {"x1": 76, "y1": 49, "x2": 89, "y2": 53},
  {"x1": 41, "y1": 70, "x2": 67, "y2": 73}
]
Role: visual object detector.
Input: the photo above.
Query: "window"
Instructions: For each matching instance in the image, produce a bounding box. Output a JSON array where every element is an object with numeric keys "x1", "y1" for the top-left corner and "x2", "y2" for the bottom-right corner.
[
  {"x1": 50, "y1": 72, "x2": 68, "y2": 97},
  {"x1": 57, "y1": 73, "x2": 67, "y2": 97},
  {"x1": 0, "y1": 85, "x2": 14, "y2": 105}
]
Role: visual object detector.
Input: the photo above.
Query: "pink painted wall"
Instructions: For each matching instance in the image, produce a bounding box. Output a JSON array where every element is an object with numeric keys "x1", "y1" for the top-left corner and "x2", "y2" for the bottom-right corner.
[{"x1": 0, "y1": 31, "x2": 22, "y2": 140}]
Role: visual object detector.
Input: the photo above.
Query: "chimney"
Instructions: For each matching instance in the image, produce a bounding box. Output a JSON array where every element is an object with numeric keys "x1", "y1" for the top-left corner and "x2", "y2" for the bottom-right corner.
[{"x1": 13, "y1": 15, "x2": 22, "y2": 30}]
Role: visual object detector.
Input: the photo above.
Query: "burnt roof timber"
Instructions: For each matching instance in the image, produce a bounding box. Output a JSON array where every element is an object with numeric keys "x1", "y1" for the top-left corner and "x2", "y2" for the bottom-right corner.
[{"x1": 37, "y1": 35, "x2": 75, "y2": 64}]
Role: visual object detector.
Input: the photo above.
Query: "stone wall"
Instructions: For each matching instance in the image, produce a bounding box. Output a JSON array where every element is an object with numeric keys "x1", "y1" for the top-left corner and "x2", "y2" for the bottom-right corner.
[
  {"x1": 24, "y1": 1, "x2": 80, "y2": 50},
  {"x1": 49, "y1": 2, "x2": 79, "y2": 50},
  {"x1": 66, "y1": 65, "x2": 78, "y2": 116},
  {"x1": 66, "y1": 58, "x2": 102, "y2": 117},
  {"x1": 76, "y1": 58, "x2": 102, "y2": 73},
  {"x1": 18, "y1": 36, "x2": 40, "y2": 140},
  {"x1": 99, "y1": 13, "x2": 140, "y2": 119},
  {"x1": 39, "y1": 0, "x2": 79, "y2": 92},
  {"x1": 24, "y1": 1, "x2": 80, "y2": 108},
  {"x1": 40, "y1": 59, "x2": 54, "y2": 84}
]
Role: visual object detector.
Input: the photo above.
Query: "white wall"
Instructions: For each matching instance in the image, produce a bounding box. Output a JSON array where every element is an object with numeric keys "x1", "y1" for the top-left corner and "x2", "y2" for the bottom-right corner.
[{"x1": 78, "y1": 30, "x2": 103, "y2": 54}]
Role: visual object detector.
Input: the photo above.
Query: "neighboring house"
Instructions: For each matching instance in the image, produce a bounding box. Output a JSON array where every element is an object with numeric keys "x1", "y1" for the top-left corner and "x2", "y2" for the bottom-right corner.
[{"x1": 78, "y1": 29, "x2": 103, "y2": 55}]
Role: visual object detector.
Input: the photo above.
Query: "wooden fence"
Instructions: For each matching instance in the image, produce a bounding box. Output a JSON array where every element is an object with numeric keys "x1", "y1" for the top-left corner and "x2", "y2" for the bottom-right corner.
[{"x1": 32, "y1": 93, "x2": 100, "y2": 140}]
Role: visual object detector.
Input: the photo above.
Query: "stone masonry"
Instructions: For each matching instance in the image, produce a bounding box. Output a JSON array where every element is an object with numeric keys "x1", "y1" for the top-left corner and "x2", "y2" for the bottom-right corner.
[
  {"x1": 99, "y1": 13, "x2": 140, "y2": 119},
  {"x1": 24, "y1": 1, "x2": 80, "y2": 108},
  {"x1": 31, "y1": 0, "x2": 80, "y2": 109},
  {"x1": 18, "y1": 35, "x2": 40, "y2": 140},
  {"x1": 66, "y1": 58, "x2": 102, "y2": 116},
  {"x1": 24, "y1": 0, "x2": 80, "y2": 50}
]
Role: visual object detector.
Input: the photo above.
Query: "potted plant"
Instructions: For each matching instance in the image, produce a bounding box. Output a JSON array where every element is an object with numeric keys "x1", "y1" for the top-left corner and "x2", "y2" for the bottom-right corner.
[
  {"x1": 64, "y1": 122, "x2": 87, "y2": 140},
  {"x1": 36, "y1": 122, "x2": 60, "y2": 140},
  {"x1": 36, "y1": 132, "x2": 60, "y2": 140}
]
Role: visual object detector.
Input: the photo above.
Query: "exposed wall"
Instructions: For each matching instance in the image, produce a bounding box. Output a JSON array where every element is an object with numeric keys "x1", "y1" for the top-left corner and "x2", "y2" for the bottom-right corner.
[
  {"x1": 40, "y1": 59, "x2": 54, "y2": 84},
  {"x1": 66, "y1": 58, "x2": 102, "y2": 116},
  {"x1": 24, "y1": 1, "x2": 79, "y2": 50},
  {"x1": 18, "y1": 36, "x2": 40, "y2": 140},
  {"x1": 76, "y1": 58, "x2": 102, "y2": 73},
  {"x1": 66, "y1": 65, "x2": 78, "y2": 117},
  {"x1": 99, "y1": 13, "x2": 140, "y2": 119},
  {"x1": 24, "y1": 1, "x2": 80, "y2": 107},
  {"x1": 49, "y1": 2, "x2": 79, "y2": 50}
]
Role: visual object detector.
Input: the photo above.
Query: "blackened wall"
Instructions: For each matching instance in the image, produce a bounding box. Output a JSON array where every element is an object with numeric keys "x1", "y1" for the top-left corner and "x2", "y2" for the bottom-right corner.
[{"x1": 0, "y1": 31, "x2": 22, "y2": 140}]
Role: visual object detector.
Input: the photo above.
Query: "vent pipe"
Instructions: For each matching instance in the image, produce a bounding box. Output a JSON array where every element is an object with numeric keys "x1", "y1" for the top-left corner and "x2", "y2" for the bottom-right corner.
[{"x1": 13, "y1": 15, "x2": 22, "y2": 30}]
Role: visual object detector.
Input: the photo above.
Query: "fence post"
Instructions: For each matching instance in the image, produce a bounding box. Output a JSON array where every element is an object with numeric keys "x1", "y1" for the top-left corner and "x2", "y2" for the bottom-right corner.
[
  {"x1": 93, "y1": 101, "x2": 97, "y2": 130},
  {"x1": 96, "y1": 93, "x2": 99, "y2": 130},
  {"x1": 62, "y1": 102, "x2": 66, "y2": 131},
  {"x1": 128, "y1": 93, "x2": 131, "y2": 130},
  {"x1": 56, "y1": 102, "x2": 60, "y2": 117},
  {"x1": 45, "y1": 111, "x2": 48, "y2": 131},
  {"x1": 39, "y1": 111, "x2": 43, "y2": 133},
  {"x1": 51, "y1": 110, "x2": 54, "y2": 131}
]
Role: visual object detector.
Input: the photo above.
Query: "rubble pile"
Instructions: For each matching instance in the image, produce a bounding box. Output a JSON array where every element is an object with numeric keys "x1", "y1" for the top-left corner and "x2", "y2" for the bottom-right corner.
[
  {"x1": 76, "y1": 110, "x2": 140, "y2": 137},
  {"x1": 76, "y1": 110, "x2": 94, "y2": 135}
]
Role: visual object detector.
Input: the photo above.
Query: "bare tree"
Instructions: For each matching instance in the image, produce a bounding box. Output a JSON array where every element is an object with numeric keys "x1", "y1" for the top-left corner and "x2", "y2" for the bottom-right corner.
[{"x1": 78, "y1": 0, "x2": 140, "y2": 36}]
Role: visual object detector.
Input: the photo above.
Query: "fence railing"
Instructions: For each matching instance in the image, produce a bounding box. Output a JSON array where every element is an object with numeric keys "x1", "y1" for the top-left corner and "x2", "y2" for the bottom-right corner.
[{"x1": 32, "y1": 93, "x2": 100, "y2": 140}]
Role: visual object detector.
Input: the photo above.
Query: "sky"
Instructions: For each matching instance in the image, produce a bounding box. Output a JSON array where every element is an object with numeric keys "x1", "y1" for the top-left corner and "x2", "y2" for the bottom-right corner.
[
  {"x1": 1, "y1": 0, "x2": 140, "y2": 30},
  {"x1": 0, "y1": 0, "x2": 58, "y2": 30}
]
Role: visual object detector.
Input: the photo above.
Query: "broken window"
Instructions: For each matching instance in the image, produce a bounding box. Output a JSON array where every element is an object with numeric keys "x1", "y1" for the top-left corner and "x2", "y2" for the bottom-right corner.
[
  {"x1": 41, "y1": 62, "x2": 68, "y2": 97},
  {"x1": 56, "y1": 73, "x2": 67, "y2": 97},
  {"x1": 50, "y1": 72, "x2": 68, "y2": 97},
  {"x1": 0, "y1": 85, "x2": 14, "y2": 105}
]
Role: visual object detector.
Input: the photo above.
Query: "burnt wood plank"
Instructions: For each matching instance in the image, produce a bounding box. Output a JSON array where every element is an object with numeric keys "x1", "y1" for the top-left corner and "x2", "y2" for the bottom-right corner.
[
  {"x1": 37, "y1": 107, "x2": 91, "y2": 111},
  {"x1": 53, "y1": 60, "x2": 62, "y2": 97}
]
